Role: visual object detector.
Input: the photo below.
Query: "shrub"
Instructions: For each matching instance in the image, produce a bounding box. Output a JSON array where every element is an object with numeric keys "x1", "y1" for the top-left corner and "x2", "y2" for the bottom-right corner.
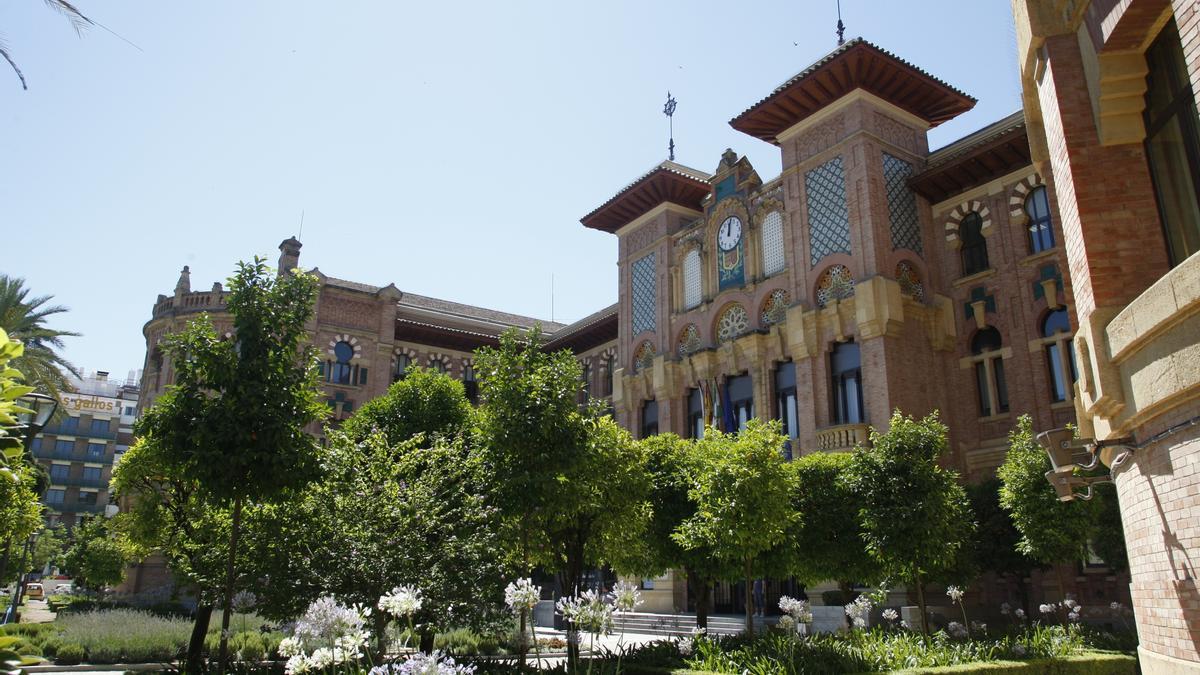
[
  {"x1": 55, "y1": 608, "x2": 190, "y2": 663},
  {"x1": 55, "y1": 643, "x2": 85, "y2": 665},
  {"x1": 15, "y1": 641, "x2": 41, "y2": 656},
  {"x1": 435, "y1": 627, "x2": 482, "y2": 655},
  {"x1": 40, "y1": 637, "x2": 61, "y2": 658},
  {"x1": 234, "y1": 632, "x2": 266, "y2": 662}
]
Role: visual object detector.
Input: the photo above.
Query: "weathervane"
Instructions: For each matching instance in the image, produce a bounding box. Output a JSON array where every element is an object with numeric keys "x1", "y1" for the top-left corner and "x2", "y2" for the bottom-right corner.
[
  {"x1": 836, "y1": 0, "x2": 845, "y2": 46},
  {"x1": 663, "y1": 91, "x2": 677, "y2": 161}
]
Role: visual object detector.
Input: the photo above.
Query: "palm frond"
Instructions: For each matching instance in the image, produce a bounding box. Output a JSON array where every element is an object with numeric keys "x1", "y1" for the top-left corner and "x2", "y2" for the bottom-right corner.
[
  {"x1": 0, "y1": 38, "x2": 28, "y2": 91},
  {"x1": 43, "y1": 0, "x2": 94, "y2": 36},
  {"x1": 0, "y1": 275, "x2": 81, "y2": 397}
]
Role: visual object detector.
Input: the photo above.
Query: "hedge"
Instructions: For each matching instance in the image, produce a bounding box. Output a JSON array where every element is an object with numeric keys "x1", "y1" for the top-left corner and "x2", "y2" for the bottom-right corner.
[{"x1": 888, "y1": 650, "x2": 1136, "y2": 674}]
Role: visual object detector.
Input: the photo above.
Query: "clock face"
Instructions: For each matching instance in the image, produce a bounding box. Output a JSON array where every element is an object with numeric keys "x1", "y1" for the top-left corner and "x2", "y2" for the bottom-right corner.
[{"x1": 717, "y1": 216, "x2": 743, "y2": 251}]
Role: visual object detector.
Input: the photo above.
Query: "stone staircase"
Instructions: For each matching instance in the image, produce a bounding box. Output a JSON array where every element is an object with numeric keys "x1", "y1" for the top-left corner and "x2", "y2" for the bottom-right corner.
[{"x1": 611, "y1": 612, "x2": 750, "y2": 638}]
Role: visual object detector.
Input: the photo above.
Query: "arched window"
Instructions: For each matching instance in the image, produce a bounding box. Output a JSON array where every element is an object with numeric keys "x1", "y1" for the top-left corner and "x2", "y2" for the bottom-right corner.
[
  {"x1": 429, "y1": 358, "x2": 447, "y2": 374},
  {"x1": 960, "y1": 212, "x2": 989, "y2": 276},
  {"x1": 815, "y1": 265, "x2": 855, "y2": 308},
  {"x1": 330, "y1": 341, "x2": 354, "y2": 385},
  {"x1": 1040, "y1": 309, "x2": 1077, "y2": 403},
  {"x1": 602, "y1": 354, "x2": 615, "y2": 397},
  {"x1": 462, "y1": 363, "x2": 478, "y2": 404},
  {"x1": 716, "y1": 304, "x2": 750, "y2": 343},
  {"x1": 1025, "y1": 186, "x2": 1055, "y2": 253},
  {"x1": 970, "y1": 328, "x2": 1009, "y2": 417},
  {"x1": 761, "y1": 211, "x2": 785, "y2": 277},
  {"x1": 830, "y1": 341, "x2": 863, "y2": 425},
  {"x1": 683, "y1": 249, "x2": 702, "y2": 310}
]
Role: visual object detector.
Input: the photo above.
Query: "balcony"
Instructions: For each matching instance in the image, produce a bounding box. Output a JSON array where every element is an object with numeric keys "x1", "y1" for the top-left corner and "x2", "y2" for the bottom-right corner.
[
  {"x1": 32, "y1": 447, "x2": 113, "y2": 464},
  {"x1": 815, "y1": 423, "x2": 871, "y2": 452},
  {"x1": 49, "y1": 476, "x2": 108, "y2": 489},
  {"x1": 43, "y1": 424, "x2": 117, "y2": 440},
  {"x1": 49, "y1": 502, "x2": 107, "y2": 513}
]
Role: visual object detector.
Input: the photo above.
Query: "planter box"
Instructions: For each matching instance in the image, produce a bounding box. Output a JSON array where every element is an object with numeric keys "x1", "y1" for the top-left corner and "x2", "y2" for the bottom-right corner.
[
  {"x1": 533, "y1": 599, "x2": 555, "y2": 627},
  {"x1": 810, "y1": 605, "x2": 846, "y2": 633}
]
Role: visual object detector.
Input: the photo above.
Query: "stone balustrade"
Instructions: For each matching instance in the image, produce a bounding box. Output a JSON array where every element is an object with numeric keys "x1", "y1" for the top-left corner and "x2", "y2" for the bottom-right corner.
[{"x1": 814, "y1": 422, "x2": 870, "y2": 452}]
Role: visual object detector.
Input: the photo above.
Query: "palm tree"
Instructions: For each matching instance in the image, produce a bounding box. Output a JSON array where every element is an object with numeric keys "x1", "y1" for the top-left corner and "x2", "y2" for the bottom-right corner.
[
  {"x1": 0, "y1": 275, "x2": 80, "y2": 399},
  {"x1": 2, "y1": 1, "x2": 94, "y2": 90}
]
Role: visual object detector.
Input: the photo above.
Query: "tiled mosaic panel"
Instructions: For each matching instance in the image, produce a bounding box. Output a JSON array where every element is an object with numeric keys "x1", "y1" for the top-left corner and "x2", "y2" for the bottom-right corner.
[
  {"x1": 631, "y1": 253, "x2": 656, "y2": 335},
  {"x1": 816, "y1": 264, "x2": 855, "y2": 308},
  {"x1": 683, "y1": 249, "x2": 702, "y2": 309},
  {"x1": 717, "y1": 304, "x2": 750, "y2": 343},
  {"x1": 761, "y1": 211, "x2": 785, "y2": 277},
  {"x1": 805, "y1": 157, "x2": 851, "y2": 267},
  {"x1": 761, "y1": 288, "x2": 791, "y2": 326},
  {"x1": 883, "y1": 153, "x2": 923, "y2": 254},
  {"x1": 634, "y1": 340, "x2": 656, "y2": 373},
  {"x1": 896, "y1": 261, "x2": 925, "y2": 302},
  {"x1": 677, "y1": 323, "x2": 701, "y2": 357}
]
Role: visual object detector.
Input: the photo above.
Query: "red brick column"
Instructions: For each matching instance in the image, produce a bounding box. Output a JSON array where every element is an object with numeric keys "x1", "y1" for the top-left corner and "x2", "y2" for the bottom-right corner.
[{"x1": 1033, "y1": 33, "x2": 1170, "y2": 319}]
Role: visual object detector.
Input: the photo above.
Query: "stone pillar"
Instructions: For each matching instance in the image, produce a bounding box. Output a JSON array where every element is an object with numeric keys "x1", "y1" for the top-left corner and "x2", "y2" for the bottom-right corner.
[{"x1": 278, "y1": 237, "x2": 302, "y2": 274}]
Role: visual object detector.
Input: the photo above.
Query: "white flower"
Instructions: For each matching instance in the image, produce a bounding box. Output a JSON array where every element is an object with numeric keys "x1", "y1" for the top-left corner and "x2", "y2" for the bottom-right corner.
[
  {"x1": 1014, "y1": 608, "x2": 1026, "y2": 620},
  {"x1": 844, "y1": 595, "x2": 873, "y2": 628},
  {"x1": 900, "y1": 620, "x2": 911, "y2": 630},
  {"x1": 1000, "y1": 602, "x2": 1011, "y2": 616},
  {"x1": 379, "y1": 585, "x2": 423, "y2": 618},
  {"x1": 231, "y1": 590, "x2": 257, "y2": 612},
  {"x1": 373, "y1": 651, "x2": 477, "y2": 675},
  {"x1": 777, "y1": 614, "x2": 797, "y2": 633},
  {"x1": 970, "y1": 620, "x2": 987, "y2": 633},
  {"x1": 308, "y1": 648, "x2": 336, "y2": 671},
  {"x1": 285, "y1": 653, "x2": 311, "y2": 675},
  {"x1": 278, "y1": 637, "x2": 304, "y2": 657},
  {"x1": 612, "y1": 580, "x2": 643, "y2": 613},
  {"x1": 293, "y1": 596, "x2": 370, "y2": 645},
  {"x1": 778, "y1": 596, "x2": 812, "y2": 623},
  {"x1": 1068, "y1": 611, "x2": 1080, "y2": 622},
  {"x1": 1062, "y1": 596, "x2": 1080, "y2": 611},
  {"x1": 881, "y1": 608, "x2": 899, "y2": 622},
  {"x1": 945, "y1": 586, "x2": 964, "y2": 603},
  {"x1": 556, "y1": 590, "x2": 613, "y2": 636},
  {"x1": 678, "y1": 637, "x2": 694, "y2": 657},
  {"x1": 1109, "y1": 601, "x2": 1122, "y2": 612},
  {"x1": 1039, "y1": 603, "x2": 1056, "y2": 615},
  {"x1": 504, "y1": 578, "x2": 542, "y2": 613},
  {"x1": 947, "y1": 621, "x2": 968, "y2": 639}
]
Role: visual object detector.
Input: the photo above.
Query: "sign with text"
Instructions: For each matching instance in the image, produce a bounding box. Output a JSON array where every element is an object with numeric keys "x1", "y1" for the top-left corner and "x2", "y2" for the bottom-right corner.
[{"x1": 59, "y1": 393, "x2": 122, "y2": 415}]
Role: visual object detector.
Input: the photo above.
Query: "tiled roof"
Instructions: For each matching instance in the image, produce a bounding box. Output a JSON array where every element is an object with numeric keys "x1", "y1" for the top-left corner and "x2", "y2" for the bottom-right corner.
[
  {"x1": 399, "y1": 292, "x2": 563, "y2": 332},
  {"x1": 923, "y1": 110, "x2": 1026, "y2": 170},
  {"x1": 545, "y1": 303, "x2": 618, "y2": 347}
]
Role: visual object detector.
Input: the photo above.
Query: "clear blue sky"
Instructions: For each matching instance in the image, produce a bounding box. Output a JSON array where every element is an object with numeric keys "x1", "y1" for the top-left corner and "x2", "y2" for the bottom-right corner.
[{"x1": 0, "y1": 1, "x2": 1021, "y2": 381}]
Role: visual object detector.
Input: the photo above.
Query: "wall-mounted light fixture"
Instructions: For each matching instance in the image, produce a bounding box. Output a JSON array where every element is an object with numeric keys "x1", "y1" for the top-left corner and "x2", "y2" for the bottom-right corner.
[{"x1": 1036, "y1": 428, "x2": 1134, "y2": 501}]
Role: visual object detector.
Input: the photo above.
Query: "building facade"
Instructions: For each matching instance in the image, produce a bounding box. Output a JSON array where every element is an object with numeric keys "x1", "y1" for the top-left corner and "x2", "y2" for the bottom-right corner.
[
  {"x1": 134, "y1": 33, "x2": 1156, "y2": 625},
  {"x1": 30, "y1": 370, "x2": 138, "y2": 528},
  {"x1": 1012, "y1": 0, "x2": 1200, "y2": 671}
]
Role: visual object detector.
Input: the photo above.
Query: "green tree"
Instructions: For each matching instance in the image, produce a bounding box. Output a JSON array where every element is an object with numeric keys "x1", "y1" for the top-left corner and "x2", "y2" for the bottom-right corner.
[
  {"x1": 631, "y1": 433, "x2": 733, "y2": 630},
  {"x1": 0, "y1": 277, "x2": 80, "y2": 401},
  {"x1": 249, "y1": 431, "x2": 510, "y2": 653},
  {"x1": 111, "y1": 435, "x2": 247, "y2": 672},
  {"x1": 62, "y1": 516, "x2": 126, "y2": 590},
  {"x1": 1088, "y1": 483, "x2": 1128, "y2": 571},
  {"x1": 674, "y1": 420, "x2": 794, "y2": 635},
  {"x1": 788, "y1": 451, "x2": 881, "y2": 593},
  {"x1": 30, "y1": 525, "x2": 66, "y2": 573},
  {"x1": 340, "y1": 366, "x2": 472, "y2": 446},
  {"x1": 966, "y1": 478, "x2": 1038, "y2": 611},
  {"x1": 0, "y1": 470, "x2": 41, "y2": 590},
  {"x1": 998, "y1": 415, "x2": 1092, "y2": 597},
  {"x1": 473, "y1": 326, "x2": 585, "y2": 663},
  {"x1": 135, "y1": 259, "x2": 326, "y2": 667},
  {"x1": 844, "y1": 411, "x2": 974, "y2": 635}
]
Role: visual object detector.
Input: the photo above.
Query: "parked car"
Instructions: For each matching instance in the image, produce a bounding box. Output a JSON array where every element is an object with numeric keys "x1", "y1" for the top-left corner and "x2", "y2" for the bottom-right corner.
[{"x1": 24, "y1": 583, "x2": 44, "y2": 600}]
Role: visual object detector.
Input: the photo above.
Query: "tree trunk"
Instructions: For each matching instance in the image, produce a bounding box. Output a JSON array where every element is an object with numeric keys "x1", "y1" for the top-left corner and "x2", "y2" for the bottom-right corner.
[
  {"x1": 563, "y1": 533, "x2": 585, "y2": 669},
  {"x1": 217, "y1": 495, "x2": 244, "y2": 673},
  {"x1": 913, "y1": 566, "x2": 929, "y2": 636},
  {"x1": 419, "y1": 629, "x2": 435, "y2": 655},
  {"x1": 744, "y1": 560, "x2": 754, "y2": 636},
  {"x1": 686, "y1": 568, "x2": 711, "y2": 631},
  {"x1": 187, "y1": 603, "x2": 213, "y2": 673}
]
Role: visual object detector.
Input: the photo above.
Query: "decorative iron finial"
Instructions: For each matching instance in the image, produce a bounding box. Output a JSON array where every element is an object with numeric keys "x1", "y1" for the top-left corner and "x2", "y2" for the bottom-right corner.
[
  {"x1": 836, "y1": 0, "x2": 845, "y2": 46},
  {"x1": 663, "y1": 91, "x2": 677, "y2": 161}
]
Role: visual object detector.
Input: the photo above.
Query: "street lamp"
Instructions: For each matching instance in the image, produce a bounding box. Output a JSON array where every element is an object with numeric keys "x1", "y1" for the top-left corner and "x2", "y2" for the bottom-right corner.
[
  {"x1": 1036, "y1": 428, "x2": 1134, "y2": 502},
  {"x1": 15, "y1": 392, "x2": 58, "y2": 448}
]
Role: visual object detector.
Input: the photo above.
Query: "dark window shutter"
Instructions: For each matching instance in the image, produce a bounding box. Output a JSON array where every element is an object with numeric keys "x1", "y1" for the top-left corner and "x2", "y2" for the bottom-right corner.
[{"x1": 359, "y1": 367, "x2": 368, "y2": 385}]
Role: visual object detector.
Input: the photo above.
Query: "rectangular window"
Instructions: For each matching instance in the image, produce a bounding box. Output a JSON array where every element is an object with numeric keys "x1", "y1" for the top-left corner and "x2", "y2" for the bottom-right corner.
[
  {"x1": 1144, "y1": 19, "x2": 1200, "y2": 266},
  {"x1": 358, "y1": 367, "x2": 368, "y2": 386},
  {"x1": 50, "y1": 464, "x2": 69, "y2": 481},
  {"x1": 976, "y1": 361, "x2": 993, "y2": 416},
  {"x1": 46, "y1": 489, "x2": 65, "y2": 505},
  {"x1": 55, "y1": 439, "x2": 74, "y2": 454},
  {"x1": 831, "y1": 342, "x2": 864, "y2": 425},
  {"x1": 1046, "y1": 343, "x2": 1068, "y2": 402},
  {"x1": 90, "y1": 419, "x2": 110, "y2": 434},
  {"x1": 774, "y1": 362, "x2": 798, "y2": 459},
  {"x1": 87, "y1": 443, "x2": 105, "y2": 459},
  {"x1": 687, "y1": 388, "x2": 705, "y2": 440},
  {"x1": 61, "y1": 417, "x2": 79, "y2": 433},
  {"x1": 727, "y1": 374, "x2": 754, "y2": 432},
  {"x1": 77, "y1": 491, "x2": 97, "y2": 505},
  {"x1": 631, "y1": 254, "x2": 657, "y2": 335},
  {"x1": 641, "y1": 400, "x2": 659, "y2": 439},
  {"x1": 30, "y1": 438, "x2": 42, "y2": 451},
  {"x1": 124, "y1": 406, "x2": 135, "y2": 416},
  {"x1": 82, "y1": 466, "x2": 102, "y2": 482}
]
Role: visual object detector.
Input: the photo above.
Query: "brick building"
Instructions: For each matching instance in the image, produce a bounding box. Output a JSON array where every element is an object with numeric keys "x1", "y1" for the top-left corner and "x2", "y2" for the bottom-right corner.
[
  {"x1": 133, "y1": 28, "x2": 1160, "y2": 632},
  {"x1": 1011, "y1": 0, "x2": 1200, "y2": 671},
  {"x1": 30, "y1": 370, "x2": 138, "y2": 528}
]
